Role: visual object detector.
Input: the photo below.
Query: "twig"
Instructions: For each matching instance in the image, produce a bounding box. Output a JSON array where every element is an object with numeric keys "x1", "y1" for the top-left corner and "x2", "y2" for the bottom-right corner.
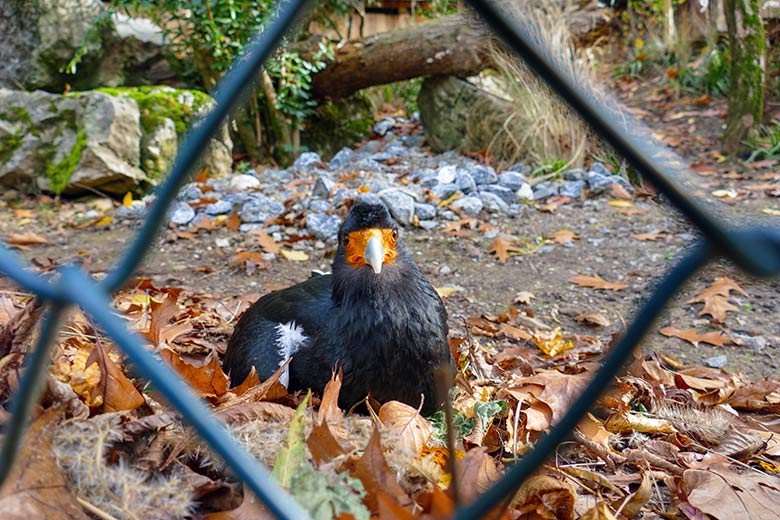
[
  {"x1": 573, "y1": 428, "x2": 625, "y2": 471},
  {"x1": 77, "y1": 496, "x2": 121, "y2": 520}
]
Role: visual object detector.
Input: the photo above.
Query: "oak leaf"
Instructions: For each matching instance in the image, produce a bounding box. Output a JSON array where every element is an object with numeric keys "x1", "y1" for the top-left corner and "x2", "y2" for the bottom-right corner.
[
  {"x1": 631, "y1": 229, "x2": 663, "y2": 241},
  {"x1": 514, "y1": 475, "x2": 576, "y2": 520},
  {"x1": 549, "y1": 229, "x2": 579, "y2": 245},
  {"x1": 575, "y1": 312, "x2": 610, "y2": 327},
  {"x1": 659, "y1": 325, "x2": 732, "y2": 347},
  {"x1": 686, "y1": 277, "x2": 747, "y2": 323},
  {"x1": 488, "y1": 236, "x2": 522, "y2": 264},
  {"x1": 159, "y1": 349, "x2": 229, "y2": 397},
  {"x1": 253, "y1": 230, "x2": 282, "y2": 254},
  {"x1": 568, "y1": 274, "x2": 628, "y2": 291},
  {"x1": 5, "y1": 232, "x2": 48, "y2": 250}
]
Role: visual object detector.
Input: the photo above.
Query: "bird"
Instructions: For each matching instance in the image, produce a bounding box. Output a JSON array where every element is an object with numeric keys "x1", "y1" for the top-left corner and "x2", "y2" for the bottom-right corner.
[{"x1": 223, "y1": 196, "x2": 455, "y2": 413}]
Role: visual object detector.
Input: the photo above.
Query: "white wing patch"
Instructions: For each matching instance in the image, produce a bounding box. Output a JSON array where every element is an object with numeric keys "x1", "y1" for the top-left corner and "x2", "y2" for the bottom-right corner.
[{"x1": 276, "y1": 321, "x2": 308, "y2": 387}]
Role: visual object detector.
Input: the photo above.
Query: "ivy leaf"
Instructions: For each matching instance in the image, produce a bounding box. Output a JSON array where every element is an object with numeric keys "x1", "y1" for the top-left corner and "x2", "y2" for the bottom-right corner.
[
  {"x1": 474, "y1": 400, "x2": 508, "y2": 433},
  {"x1": 271, "y1": 391, "x2": 310, "y2": 487}
]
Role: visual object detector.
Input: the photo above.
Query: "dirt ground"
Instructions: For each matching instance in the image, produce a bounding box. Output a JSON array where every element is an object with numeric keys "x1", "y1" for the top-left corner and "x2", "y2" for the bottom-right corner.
[{"x1": 1, "y1": 73, "x2": 779, "y2": 380}]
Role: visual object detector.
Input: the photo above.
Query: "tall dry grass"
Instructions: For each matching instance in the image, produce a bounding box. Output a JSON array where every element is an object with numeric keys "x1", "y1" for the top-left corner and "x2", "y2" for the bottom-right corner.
[{"x1": 468, "y1": 1, "x2": 606, "y2": 171}]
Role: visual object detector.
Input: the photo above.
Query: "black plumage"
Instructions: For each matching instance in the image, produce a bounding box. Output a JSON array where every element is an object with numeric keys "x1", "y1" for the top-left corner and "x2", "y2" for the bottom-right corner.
[{"x1": 223, "y1": 197, "x2": 454, "y2": 413}]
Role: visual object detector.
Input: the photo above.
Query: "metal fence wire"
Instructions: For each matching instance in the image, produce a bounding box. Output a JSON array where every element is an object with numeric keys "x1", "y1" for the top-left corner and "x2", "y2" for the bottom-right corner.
[{"x1": 1, "y1": 0, "x2": 779, "y2": 518}]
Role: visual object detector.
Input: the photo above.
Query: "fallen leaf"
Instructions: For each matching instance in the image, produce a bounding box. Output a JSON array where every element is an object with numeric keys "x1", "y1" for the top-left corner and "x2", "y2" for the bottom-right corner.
[
  {"x1": 85, "y1": 342, "x2": 145, "y2": 412},
  {"x1": 379, "y1": 401, "x2": 433, "y2": 457},
  {"x1": 683, "y1": 463, "x2": 780, "y2": 520},
  {"x1": 225, "y1": 212, "x2": 241, "y2": 232},
  {"x1": 345, "y1": 428, "x2": 411, "y2": 512},
  {"x1": 254, "y1": 230, "x2": 282, "y2": 254},
  {"x1": 631, "y1": 229, "x2": 664, "y2": 241},
  {"x1": 728, "y1": 379, "x2": 780, "y2": 413},
  {"x1": 280, "y1": 249, "x2": 309, "y2": 262},
  {"x1": 605, "y1": 411, "x2": 676, "y2": 434},
  {"x1": 435, "y1": 286, "x2": 460, "y2": 298},
  {"x1": 122, "y1": 192, "x2": 133, "y2": 206},
  {"x1": 513, "y1": 475, "x2": 575, "y2": 520},
  {"x1": 0, "y1": 408, "x2": 88, "y2": 519},
  {"x1": 488, "y1": 237, "x2": 522, "y2": 264},
  {"x1": 159, "y1": 349, "x2": 230, "y2": 398},
  {"x1": 607, "y1": 199, "x2": 634, "y2": 208},
  {"x1": 549, "y1": 229, "x2": 579, "y2": 246},
  {"x1": 609, "y1": 183, "x2": 633, "y2": 200},
  {"x1": 575, "y1": 312, "x2": 610, "y2": 327},
  {"x1": 271, "y1": 392, "x2": 309, "y2": 487},
  {"x1": 659, "y1": 325, "x2": 732, "y2": 347},
  {"x1": 318, "y1": 370, "x2": 343, "y2": 427},
  {"x1": 616, "y1": 471, "x2": 651, "y2": 518},
  {"x1": 455, "y1": 447, "x2": 503, "y2": 504},
  {"x1": 580, "y1": 502, "x2": 617, "y2": 520},
  {"x1": 686, "y1": 277, "x2": 747, "y2": 323},
  {"x1": 504, "y1": 370, "x2": 589, "y2": 426},
  {"x1": 569, "y1": 274, "x2": 628, "y2": 291},
  {"x1": 513, "y1": 291, "x2": 534, "y2": 305},
  {"x1": 5, "y1": 232, "x2": 48, "y2": 250},
  {"x1": 203, "y1": 484, "x2": 273, "y2": 520},
  {"x1": 532, "y1": 327, "x2": 574, "y2": 357},
  {"x1": 307, "y1": 420, "x2": 347, "y2": 467}
]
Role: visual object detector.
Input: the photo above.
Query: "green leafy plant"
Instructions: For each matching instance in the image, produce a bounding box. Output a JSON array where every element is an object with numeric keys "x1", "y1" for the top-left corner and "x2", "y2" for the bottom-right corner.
[{"x1": 745, "y1": 120, "x2": 780, "y2": 162}]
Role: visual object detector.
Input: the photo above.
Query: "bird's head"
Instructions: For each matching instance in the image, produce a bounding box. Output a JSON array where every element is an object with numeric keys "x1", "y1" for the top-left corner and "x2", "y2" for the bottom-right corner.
[{"x1": 336, "y1": 195, "x2": 400, "y2": 276}]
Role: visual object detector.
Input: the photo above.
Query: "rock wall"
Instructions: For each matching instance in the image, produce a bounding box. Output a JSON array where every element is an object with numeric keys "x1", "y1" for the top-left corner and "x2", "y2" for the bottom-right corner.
[{"x1": 0, "y1": 87, "x2": 232, "y2": 196}]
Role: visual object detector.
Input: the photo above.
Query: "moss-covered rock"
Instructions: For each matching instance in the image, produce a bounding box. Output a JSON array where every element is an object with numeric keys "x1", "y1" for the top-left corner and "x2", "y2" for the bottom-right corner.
[
  {"x1": 0, "y1": 86, "x2": 232, "y2": 195},
  {"x1": 301, "y1": 93, "x2": 375, "y2": 159}
]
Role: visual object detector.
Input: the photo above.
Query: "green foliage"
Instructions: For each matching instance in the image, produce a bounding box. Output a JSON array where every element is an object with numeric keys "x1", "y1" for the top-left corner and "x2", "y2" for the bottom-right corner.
[
  {"x1": 473, "y1": 400, "x2": 508, "y2": 433},
  {"x1": 383, "y1": 79, "x2": 423, "y2": 115},
  {"x1": 745, "y1": 120, "x2": 780, "y2": 162},
  {"x1": 532, "y1": 159, "x2": 568, "y2": 180},
  {"x1": 289, "y1": 462, "x2": 369, "y2": 520},
  {"x1": 271, "y1": 391, "x2": 309, "y2": 487},
  {"x1": 61, "y1": 10, "x2": 114, "y2": 76},
  {"x1": 266, "y1": 43, "x2": 333, "y2": 124},
  {"x1": 595, "y1": 148, "x2": 642, "y2": 186},
  {"x1": 429, "y1": 410, "x2": 476, "y2": 444},
  {"x1": 0, "y1": 132, "x2": 24, "y2": 164}
]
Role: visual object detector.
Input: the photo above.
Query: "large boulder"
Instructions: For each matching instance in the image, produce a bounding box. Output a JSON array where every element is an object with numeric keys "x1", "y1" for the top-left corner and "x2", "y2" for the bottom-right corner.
[
  {"x1": 417, "y1": 76, "x2": 511, "y2": 153},
  {"x1": 0, "y1": 0, "x2": 173, "y2": 92},
  {"x1": 0, "y1": 86, "x2": 232, "y2": 195}
]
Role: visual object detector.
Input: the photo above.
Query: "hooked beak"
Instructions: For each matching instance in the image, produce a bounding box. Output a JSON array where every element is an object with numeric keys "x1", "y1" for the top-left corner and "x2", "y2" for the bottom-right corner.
[{"x1": 364, "y1": 236, "x2": 384, "y2": 274}]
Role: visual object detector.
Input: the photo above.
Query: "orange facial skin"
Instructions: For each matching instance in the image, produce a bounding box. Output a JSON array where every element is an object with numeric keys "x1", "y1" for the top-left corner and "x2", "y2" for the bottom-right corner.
[{"x1": 344, "y1": 228, "x2": 398, "y2": 269}]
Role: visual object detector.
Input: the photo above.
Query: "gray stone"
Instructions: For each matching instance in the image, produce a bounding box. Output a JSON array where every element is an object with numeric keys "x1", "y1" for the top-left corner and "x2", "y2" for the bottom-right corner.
[
  {"x1": 308, "y1": 200, "x2": 331, "y2": 213},
  {"x1": 610, "y1": 174, "x2": 634, "y2": 193},
  {"x1": 587, "y1": 170, "x2": 620, "y2": 195},
  {"x1": 379, "y1": 190, "x2": 415, "y2": 225},
  {"x1": 373, "y1": 118, "x2": 395, "y2": 136},
  {"x1": 204, "y1": 200, "x2": 232, "y2": 215},
  {"x1": 508, "y1": 162, "x2": 531, "y2": 175},
  {"x1": 589, "y1": 162, "x2": 611, "y2": 176},
  {"x1": 169, "y1": 202, "x2": 195, "y2": 226},
  {"x1": 239, "y1": 195, "x2": 284, "y2": 223},
  {"x1": 178, "y1": 183, "x2": 203, "y2": 201},
  {"x1": 479, "y1": 192, "x2": 509, "y2": 213},
  {"x1": 533, "y1": 182, "x2": 559, "y2": 200},
  {"x1": 141, "y1": 117, "x2": 177, "y2": 178},
  {"x1": 415, "y1": 169, "x2": 439, "y2": 188},
  {"x1": 563, "y1": 168, "x2": 586, "y2": 181},
  {"x1": 498, "y1": 171, "x2": 527, "y2": 190},
  {"x1": 370, "y1": 151, "x2": 393, "y2": 162},
  {"x1": 352, "y1": 158, "x2": 385, "y2": 172},
  {"x1": 414, "y1": 203, "x2": 437, "y2": 220},
  {"x1": 418, "y1": 220, "x2": 437, "y2": 230},
  {"x1": 312, "y1": 174, "x2": 335, "y2": 198},
  {"x1": 403, "y1": 134, "x2": 425, "y2": 147},
  {"x1": 223, "y1": 192, "x2": 253, "y2": 206},
  {"x1": 238, "y1": 223, "x2": 263, "y2": 233},
  {"x1": 306, "y1": 213, "x2": 341, "y2": 240},
  {"x1": 293, "y1": 151, "x2": 321, "y2": 170},
  {"x1": 431, "y1": 183, "x2": 460, "y2": 200},
  {"x1": 229, "y1": 174, "x2": 261, "y2": 191},
  {"x1": 560, "y1": 180, "x2": 587, "y2": 199},
  {"x1": 480, "y1": 185, "x2": 515, "y2": 205},
  {"x1": 436, "y1": 165, "x2": 458, "y2": 184},
  {"x1": 332, "y1": 187, "x2": 357, "y2": 206},
  {"x1": 439, "y1": 210, "x2": 458, "y2": 221},
  {"x1": 450, "y1": 196, "x2": 483, "y2": 217},
  {"x1": 704, "y1": 355, "x2": 728, "y2": 369},
  {"x1": 455, "y1": 169, "x2": 477, "y2": 194},
  {"x1": 328, "y1": 146, "x2": 354, "y2": 169},
  {"x1": 470, "y1": 165, "x2": 498, "y2": 185},
  {"x1": 358, "y1": 140, "x2": 382, "y2": 155},
  {"x1": 515, "y1": 183, "x2": 534, "y2": 201},
  {"x1": 115, "y1": 202, "x2": 146, "y2": 220}
]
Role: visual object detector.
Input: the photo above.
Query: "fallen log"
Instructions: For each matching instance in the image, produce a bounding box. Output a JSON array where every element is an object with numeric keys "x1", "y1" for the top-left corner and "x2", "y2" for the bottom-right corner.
[{"x1": 304, "y1": 9, "x2": 613, "y2": 100}]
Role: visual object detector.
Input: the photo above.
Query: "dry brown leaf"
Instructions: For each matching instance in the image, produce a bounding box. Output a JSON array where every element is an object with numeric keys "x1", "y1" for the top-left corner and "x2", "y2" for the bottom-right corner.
[
  {"x1": 575, "y1": 312, "x2": 610, "y2": 327},
  {"x1": 513, "y1": 291, "x2": 534, "y2": 305},
  {"x1": 231, "y1": 367, "x2": 260, "y2": 396},
  {"x1": 345, "y1": 428, "x2": 411, "y2": 512},
  {"x1": 610, "y1": 183, "x2": 634, "y2": 201},
  {"x1": 0, "y1": 408, "x2": 88, "y2": 519},
  {"x1": 375, "y1": 492, "x2": 414, "y2": 520},
  {"x1": 579, "y1": 502, "x2": 617, "y2": 520},
  {"x1": 568, "y1": 274, "x2": 628, "y2": 291},
  {"x1": 683, "y1": 463, "x2": 780, "y2": 520},
  {"x1": 727, "y1": 378, "x2": 780, "y2": 413},
  {"x1": 513, "y1": 475, "x2": 575, "y2": 520},
  {"x1": 686, "y1": 277, "x2": 747, "y2": 323},
  {"x1": 203, "y1": 484, "x2": 273, "y2": 520},
  {"x1": 378, "y1": 401, "x2": 433, "y2": 457},
  {"x1": 549, "y1": 229, "x2": 579, "y2": 245},
  {"x1": 488, "y1": 236, "x2": 522, "y2": 264},
  {"x1": 5, "y1": 232, "x2": 48, "y2": 249},
  {"x1": 659, "y1": 325, "x2": 732, "y2": 347},
  {"x1": 144, "y1": 292, "x2": 180, "y2": 346},
  {"x1": 699, "y1": 295, "x2": 739, "y2": 323},
  {"x1": 605, "y1": 410, "x2": 676, "y2": 434},
  {"x1": 631, "y1": 230, "x2": 663, "y2": 241},
  {"x1": 443, "y1": 218, "x2": 478, "y2": 235},
  {"x1": 577, "y1": 413, "x2": 613, "y2": 448},
  {"x1": 318, "y1": 369, "x2": 344, "y2": 426},
  {"x1": 497, "y1": 322, "x2": 532, "y2": 342},
  {"x1": 455, "y1": 447, "x2": 503, "y2": 504},
  {"x1": 504, "y1": 370, "x2": 589, "y2": 426},
  {"x1": 159, "y1": 349, "x2": 229, "y2": 398},
  {"x1": 85, "y1": 342, "x2": 145, "y2": 412},
  {"x1": 616, "y1": 471, "x2": 651, "y2": 518},
  {"x1": 225, "y1": 212, "x2": 241, "y2": 232},
  {"x1": 307, "y1": 420, "x2": 347, "y2": 467},
  {"x1": 253, "y1": 230, "x2": 282, "y2": 254}
]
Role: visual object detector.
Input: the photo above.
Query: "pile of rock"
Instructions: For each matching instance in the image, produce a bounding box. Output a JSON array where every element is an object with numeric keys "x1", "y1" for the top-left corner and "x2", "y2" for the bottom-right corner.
[{"x1": 117, "y1": 120, "x2": 635, "y2": 246}]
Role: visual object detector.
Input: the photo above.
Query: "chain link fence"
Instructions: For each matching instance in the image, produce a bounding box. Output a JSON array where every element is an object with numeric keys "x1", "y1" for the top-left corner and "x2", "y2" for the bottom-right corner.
[{"x1": 1, "y1": 0, "x2": 778, "y2": 518}]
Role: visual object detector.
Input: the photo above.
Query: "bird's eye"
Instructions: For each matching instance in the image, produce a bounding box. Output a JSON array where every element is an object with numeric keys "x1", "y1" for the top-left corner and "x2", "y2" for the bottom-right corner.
[
  {"x1": 391, "y1": 229, "x2": 399, "y2": 241},
  {"x1": 342, "y1": 235, "x2": 349, "y2": 246}
]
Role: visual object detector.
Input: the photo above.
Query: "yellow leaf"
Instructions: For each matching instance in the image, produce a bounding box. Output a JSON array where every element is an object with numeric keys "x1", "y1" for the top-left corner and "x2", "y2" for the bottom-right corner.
[
  {"x1": 435, "y1": 286, "x2": 460, "y2": 298},
  {"x1": 122, "y1": 192, "x2": 133, "y2": 207},
  {"x1": 532, "y1": 327, "x2": 574, "y2": 357},
  {"x1": 280, "y1": 249, "x2": 309, "y2": 262},
  {"x1": 712, "y1": 189, "x2": 737, "y2": 198},
  {"x1": 634, "y1": 37, "x2": 644, "y2": 48},
  {"x1": 438, "y1": 192, "x2": 461, "y2": 207},
  {"x1": 607, "y1": 199, "x2": 634, "y2": 208},
  {"x1": 713, "y1": 152, "x2": 727, "y2": 163},
  {"x1": 762, "y1": 208, "x2": 780, "y2": 216},
  {"x1": 215, "y1": 214, "x2": 228, "y2": 224},
  {"x1": 93, "y1": 216, "x2": 113, "y2": 226},
  {"x1": 131, "y1": 294, "x2": 151, "y2": 305}
]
